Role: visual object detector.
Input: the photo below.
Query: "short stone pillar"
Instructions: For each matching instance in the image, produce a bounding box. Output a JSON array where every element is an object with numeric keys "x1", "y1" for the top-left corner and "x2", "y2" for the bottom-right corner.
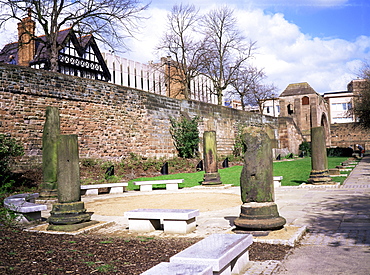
[
  {"x1": 47, "y1": 135, "x2": 94, "y2": 231},
  {"x1": 40, "y1": 106, "x2": 60, "y2": 197},
  {"x1": 307, "y1": 126, "x2": 333, "y2": 185},
  {"x1": 234, "y1": 126, "x2": 286, "y2": 230},
  {"x1": 202, "y1": 131, "x2": 222, "y2": 185}
]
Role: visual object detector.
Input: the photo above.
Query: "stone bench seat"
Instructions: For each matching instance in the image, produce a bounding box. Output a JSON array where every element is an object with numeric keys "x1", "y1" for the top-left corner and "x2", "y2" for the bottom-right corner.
[
  {"x1": 4, "y1": 193, "x2": 47, "y2": 223},
  {"x1": 170, "y1": 233, "x2": 253, "y2": 275},
  {"x1": 273, "y1": 176, "x2": 283, "y2": 187},
  {"x1": 124, "y1": 208, "x2": 199, "y2": 234},
  {"x1": 133, "y1": 179, "x2": 184, "y2": 191},
  {"x1": 80, "y1": 182, "x2": 128, "y2": 195},
  {"x1": 141, "y1": 262, "x2": 213, "y2": 275}
]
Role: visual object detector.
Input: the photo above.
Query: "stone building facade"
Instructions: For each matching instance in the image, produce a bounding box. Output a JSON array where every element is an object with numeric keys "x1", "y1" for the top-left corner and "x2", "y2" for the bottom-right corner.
[{"x1": 278, "y1": 82, "x2": 331, "y2": 146}]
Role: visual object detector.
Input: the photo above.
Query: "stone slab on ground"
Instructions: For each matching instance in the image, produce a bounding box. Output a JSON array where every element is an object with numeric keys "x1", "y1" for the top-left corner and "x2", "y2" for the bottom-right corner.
[
  {"x1": 233, "y1": 226, "x2": 307, "y2": 247},
  {"x1": 26, "y1": 221, "x2": 114, "y2": 235}
]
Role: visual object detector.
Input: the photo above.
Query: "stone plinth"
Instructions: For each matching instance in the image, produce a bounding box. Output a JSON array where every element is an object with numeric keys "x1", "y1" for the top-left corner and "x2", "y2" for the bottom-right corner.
[
  {"x1": 202, "y1": 131, "x2": 222, "y2": 185},
  {"x1": 235, "y1": 202, "x2": 286, "y2": 230},
  {"x1": 234, "y1": 126, "x2": 286, "y2": 231}
]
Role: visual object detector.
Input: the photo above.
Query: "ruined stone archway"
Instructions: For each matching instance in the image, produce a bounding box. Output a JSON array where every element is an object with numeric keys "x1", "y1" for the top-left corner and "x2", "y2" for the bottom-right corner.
[{"x1": 321, "y1": 112, "x2": 331, "y2": 146}]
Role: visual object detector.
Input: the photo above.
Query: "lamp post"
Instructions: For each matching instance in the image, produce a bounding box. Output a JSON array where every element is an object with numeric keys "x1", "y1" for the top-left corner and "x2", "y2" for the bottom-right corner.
[{"x1": 167, "y1": 55, "x2": 171, "y2": 97}]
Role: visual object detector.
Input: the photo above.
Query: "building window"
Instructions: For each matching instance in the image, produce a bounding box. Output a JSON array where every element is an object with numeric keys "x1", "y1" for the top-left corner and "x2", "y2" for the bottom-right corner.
[
  {"x1": 332, "y1": 102, "x2": 352, "y2": 111},
  {"x1": 287, "y1": 104, "x2": 293, "y2": 115},
  {"x1": 302, "y1": 96, "x2": 309, "y2": 105}
]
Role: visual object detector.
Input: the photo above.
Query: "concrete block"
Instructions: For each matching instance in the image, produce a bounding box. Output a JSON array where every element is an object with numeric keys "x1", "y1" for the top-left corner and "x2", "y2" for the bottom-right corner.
[
  {"x1": 163, "y1": 217, "x2": 196, "y2": 234},
  {"x1": 166, "y1": 183, "x2": 179, "y2": 190},
  {"x1": 109, "y1": 186, "x2": 124, "y2": 193},
  {"x1": 128, "y1": 218, "x2": 161, "y2": 232},
  {"x1": 84, "y1": 189, "x2": 99, "y2": 196}
]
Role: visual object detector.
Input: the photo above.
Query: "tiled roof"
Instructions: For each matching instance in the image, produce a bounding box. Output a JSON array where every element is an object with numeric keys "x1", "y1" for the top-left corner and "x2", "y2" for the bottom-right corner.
[
  {"x1": 0, "y1": 28, "x2": 94, "y2": 64},
  {"x1": 279, "y1": 82, "x2": 317, "y2": 97}
]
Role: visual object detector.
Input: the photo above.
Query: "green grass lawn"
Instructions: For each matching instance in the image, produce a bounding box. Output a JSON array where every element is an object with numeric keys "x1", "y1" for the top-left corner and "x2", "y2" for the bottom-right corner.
[{"x1": 127, "y1": 157, "x2": 353, "y2": 190}]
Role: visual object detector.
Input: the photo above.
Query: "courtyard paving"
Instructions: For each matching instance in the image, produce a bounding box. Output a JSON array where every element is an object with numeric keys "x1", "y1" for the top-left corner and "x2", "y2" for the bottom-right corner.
[{"x1": 38, "y1": 155, "x2": 370, "y2": 274}]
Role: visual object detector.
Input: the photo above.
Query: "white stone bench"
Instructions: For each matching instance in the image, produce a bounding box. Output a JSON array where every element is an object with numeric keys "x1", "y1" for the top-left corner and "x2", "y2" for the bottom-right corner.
[
  {"x1": 273, "y1": 176, "x2": 283, "y2": 188},
  {"x1": 80, "y1": 182, "x2": 128, "y2": 195},
  {"x1": 124, "y1": 208, "x2": 199, "y2": 234},
  {"x1": 170, "y1": 234, "x2": 253, "y2": 275},
  {"x1": 133, "y1": 179, "x2": 184, "y2": 191},
  {"x1": 4, "y1": 193, "x2": 47, "y2": 223},
  {"x1": 141, "y1": 262, "x2": 213, "y2": 275}
]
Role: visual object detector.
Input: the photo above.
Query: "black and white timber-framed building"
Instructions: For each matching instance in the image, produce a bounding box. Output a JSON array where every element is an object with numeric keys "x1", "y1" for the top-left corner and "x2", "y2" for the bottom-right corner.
[{"x1": 0, "y1": 16, "x2": 111, "y2": 82}]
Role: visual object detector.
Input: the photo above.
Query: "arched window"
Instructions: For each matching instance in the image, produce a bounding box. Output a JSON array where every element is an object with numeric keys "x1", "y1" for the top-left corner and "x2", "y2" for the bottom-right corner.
[{"x1": 302, "y1": 96, "x2": 309, "y2": 105}]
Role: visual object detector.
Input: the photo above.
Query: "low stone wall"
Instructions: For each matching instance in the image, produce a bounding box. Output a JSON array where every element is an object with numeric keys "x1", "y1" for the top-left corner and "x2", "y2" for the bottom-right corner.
[{"x1": 330, "y1": 123, "x2": 370, "y2": 150}]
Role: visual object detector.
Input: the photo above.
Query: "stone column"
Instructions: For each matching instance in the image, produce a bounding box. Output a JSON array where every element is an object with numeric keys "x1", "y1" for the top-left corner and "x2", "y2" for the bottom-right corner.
[
  {"x1": 234, "y1": 126, "x2": 286, "y2": 231},
  {"x1": 202, "y1": 131, "x2": 222, "y2": 185},
  {"x1": 47, "y1": 135, "x2": 95, "y2": 231},
  {"x1": 40, "y1": 106, "x2": 60, "y2": 197},
  {"x1": 307, "y1": 126, "x2": 333, "y2": 184}
]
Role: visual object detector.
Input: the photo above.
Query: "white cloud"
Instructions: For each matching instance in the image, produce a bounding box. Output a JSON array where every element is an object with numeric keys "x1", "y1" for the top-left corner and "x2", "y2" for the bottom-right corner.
[
  {"x1": 1, "y1": 4, "x2": 368, "y2": 95},
  {"x1": 233, "y1": 8, "x2": 370, "y2": 93}
]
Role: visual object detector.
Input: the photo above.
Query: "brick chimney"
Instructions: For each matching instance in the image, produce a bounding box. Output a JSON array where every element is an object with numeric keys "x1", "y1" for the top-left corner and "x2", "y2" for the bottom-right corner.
[{"x1": 17, "y1": 9, "x2": 35, "y2": 66}]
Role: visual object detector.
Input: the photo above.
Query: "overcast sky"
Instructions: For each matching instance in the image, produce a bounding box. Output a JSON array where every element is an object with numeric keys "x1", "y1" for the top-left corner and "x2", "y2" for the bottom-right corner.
[{"x1": 1, "y1": 0, "x2": 369, "y2": 95}]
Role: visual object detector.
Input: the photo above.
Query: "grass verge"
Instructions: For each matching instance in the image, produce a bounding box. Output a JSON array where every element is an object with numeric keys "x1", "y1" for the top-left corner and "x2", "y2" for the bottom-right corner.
[{"x1": 127, "y1": 157, "x2": 353, "y2": 190}]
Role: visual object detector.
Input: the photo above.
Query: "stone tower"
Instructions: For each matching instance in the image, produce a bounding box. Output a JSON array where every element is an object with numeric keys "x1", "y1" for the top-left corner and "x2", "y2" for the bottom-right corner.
[{"x1": 279, "y1": 82, "x2": 331, "y2": 146}]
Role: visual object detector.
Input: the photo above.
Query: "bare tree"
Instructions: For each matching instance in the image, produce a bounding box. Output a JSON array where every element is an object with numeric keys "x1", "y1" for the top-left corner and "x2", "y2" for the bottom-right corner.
[
  {"x1": 156, "y1": 4, "x2": 204, "y2": 99},
  {"x1": 199, "y1": 6, "x2": 255, "y2": 105},
  {"x1": 229, "y1": 66, "x2": 277, "y2": 113},
  {"x1": 353, "y1": 64, "x2": 370, "y2": 129},
  {"x1": 229, "y1": 66, "x2": 263, "y2": 111},
  {"x1": 0, "y1": 0, "x2": 148, "y2": 72}
]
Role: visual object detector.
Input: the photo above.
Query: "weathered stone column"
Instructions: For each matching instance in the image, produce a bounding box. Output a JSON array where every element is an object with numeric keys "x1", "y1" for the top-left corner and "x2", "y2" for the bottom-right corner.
[
  {"x1": 202, "y1": 131, "x2": 222, "y2": 185},
  {"x1": 47, "y1": 135, "x2": 95, "y2": 231},
  {"x1": 234, "y1": 126, "x2": 286, "y2": 230},
  {"x1": 40, "y1": 106, "x2": 60, "y2": 197},
  {"x1": 307, "y1": 126, "x2": 333, "y2": 184}
]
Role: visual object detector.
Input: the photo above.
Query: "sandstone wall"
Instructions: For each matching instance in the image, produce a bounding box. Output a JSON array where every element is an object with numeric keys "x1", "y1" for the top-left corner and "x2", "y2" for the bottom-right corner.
[
  {"x1": 330, "y1": 123, "x2": 370, "y2": 150},
  {"x1": 0, "y1": 64, "x2": 277, "y2": 169},
  {"x1": 277, "y1": 117, "x2": 305, "y2": 155}
]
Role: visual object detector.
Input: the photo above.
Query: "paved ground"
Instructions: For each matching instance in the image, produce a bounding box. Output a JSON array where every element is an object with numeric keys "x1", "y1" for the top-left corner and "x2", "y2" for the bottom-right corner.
[
  {"x1": 39, "y1": 155, "x2": 370, "y2": 274},
  {"x1": 272, "y1": 155, "x2": 370, "y2": 275}
]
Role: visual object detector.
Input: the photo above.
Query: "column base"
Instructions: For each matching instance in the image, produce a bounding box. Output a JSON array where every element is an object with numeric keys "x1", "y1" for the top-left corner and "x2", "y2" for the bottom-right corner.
[
  {"x1": 307, "y1": 169, "x2": 335, "y2": 185},
  {"x1": 202, "y1": 172, "x2": 222, "y2": 185},
  {"x1": 47, "y1": 201, "x2": 93, "y2": 226},
  {"x1": 234, "y1": 202, "x2": 286, "y2": 231}
]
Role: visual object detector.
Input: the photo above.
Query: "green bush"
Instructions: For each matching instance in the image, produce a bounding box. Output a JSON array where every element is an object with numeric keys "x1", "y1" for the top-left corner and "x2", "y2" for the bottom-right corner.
[
  {"x1": 169, "y1": 116, "x2": 200, "y2": 158},
  {"x1": 0, "y1": 134, "x2": 24, "y2": 174},
  {"x1": 299, "y1": 141, "x2": 311, "y2": 157},
  {"x1": 0, "y1": 134, "x2": 24, "y2": 193},
  {"x1": 232, "y1": 124, "x2": 247, "y2": 157},
  {"x1": 327, "y1": 147, "x2": 354, "y2": 157}
]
